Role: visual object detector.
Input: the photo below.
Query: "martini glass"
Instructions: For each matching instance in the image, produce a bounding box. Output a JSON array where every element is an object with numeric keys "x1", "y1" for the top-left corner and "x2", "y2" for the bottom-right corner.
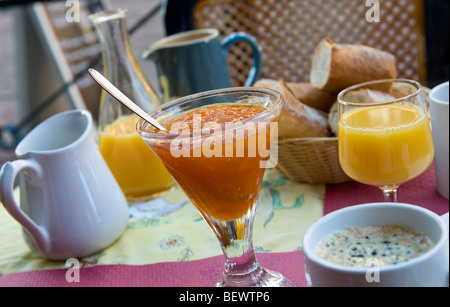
[
  {"x1": 338, "y1": 79, "x2": 434, "y2": 202},
  {"x1": 137, "y1": 87, "x2": 294, "y2": 287}
]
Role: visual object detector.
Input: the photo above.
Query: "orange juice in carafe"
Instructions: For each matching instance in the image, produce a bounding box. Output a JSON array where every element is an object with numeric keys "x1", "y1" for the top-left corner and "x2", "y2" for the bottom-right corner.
[
  {"x1": 99, "y1": 115, "x2": 174, "y2": 201},
  {"x1": 338, "y1": 104, "x2": 434, "y2": 186}
]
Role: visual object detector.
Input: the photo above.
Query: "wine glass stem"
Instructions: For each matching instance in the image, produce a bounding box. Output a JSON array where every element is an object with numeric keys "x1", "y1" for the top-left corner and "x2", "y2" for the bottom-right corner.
[{"x1": 381, "y1": 185, "x2": 399, "y2": 202}]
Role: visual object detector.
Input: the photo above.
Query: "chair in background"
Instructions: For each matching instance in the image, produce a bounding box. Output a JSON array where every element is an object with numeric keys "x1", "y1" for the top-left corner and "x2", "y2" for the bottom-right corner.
[{"x1": 191, "y1": 0, "x2": 428, "y2": 87}]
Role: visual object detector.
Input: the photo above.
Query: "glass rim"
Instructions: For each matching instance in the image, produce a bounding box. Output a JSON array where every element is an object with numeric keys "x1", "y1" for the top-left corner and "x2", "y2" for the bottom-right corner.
[
  {"x1": 88, "y1": 8, "x2": 128, "y2": 23},
  {"x1": 337, "y1": 79, "x2": 422, "y2": 107},
  {"x1": 136, "y1": 87, "x2": 284, "y2": 142},
  {"x1": 147, "y1": 28, "x2": 219, "y2": 51}
]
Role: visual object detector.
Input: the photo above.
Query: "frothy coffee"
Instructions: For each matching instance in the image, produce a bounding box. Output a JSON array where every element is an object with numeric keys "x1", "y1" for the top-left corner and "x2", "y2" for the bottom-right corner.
[{"x1": 316, "y1": 224, "x2": 434, "y2": 268}]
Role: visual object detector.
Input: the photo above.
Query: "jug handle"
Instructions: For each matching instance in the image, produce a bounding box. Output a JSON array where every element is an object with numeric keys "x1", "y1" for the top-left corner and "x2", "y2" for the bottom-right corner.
[
  {"x1": 222, "y1": 32, "x2": 262, "y2": 87},
  {"x1": 0, "y1": 160, "x2": 50, "y2": 252}
]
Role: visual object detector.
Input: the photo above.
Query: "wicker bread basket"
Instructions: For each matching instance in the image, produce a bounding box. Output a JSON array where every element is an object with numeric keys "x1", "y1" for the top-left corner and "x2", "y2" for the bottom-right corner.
[{"x1": 276, "y1": 137, "x2": 351, "y2": 184}]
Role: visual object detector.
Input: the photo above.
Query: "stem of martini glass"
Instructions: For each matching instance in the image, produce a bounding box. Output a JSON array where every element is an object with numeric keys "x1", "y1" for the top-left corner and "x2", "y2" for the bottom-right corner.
[
  {"x1": 203, "y1": 203, "x2": 291, "y2": 287},
  {"x1": 205, "y1": 205, "x2": 265, "y2": 286}
]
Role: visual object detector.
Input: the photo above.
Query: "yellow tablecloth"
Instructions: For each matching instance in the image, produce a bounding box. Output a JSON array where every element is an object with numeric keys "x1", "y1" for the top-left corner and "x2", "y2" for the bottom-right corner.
[{"x1": 0, "y1": 169, "x2": 324, "y2": 275}]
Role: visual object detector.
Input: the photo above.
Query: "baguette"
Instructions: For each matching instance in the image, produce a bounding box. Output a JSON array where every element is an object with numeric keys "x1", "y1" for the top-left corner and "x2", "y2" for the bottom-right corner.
[
  {"x1": 266, "y1": 81, "x2": 331, "y2": 139},
  {"x1": 328, "y1": 101, "x2": 339, "y2": 136},
  {"x1": 310, "y1": 38, "x2": 397, "y2": 93},
  {"x1": 287, "y1": 82, "x2": 336, "y2": 112},
  {"x1": 254, "y1": 79, "x2": 336, "y2": 112}
]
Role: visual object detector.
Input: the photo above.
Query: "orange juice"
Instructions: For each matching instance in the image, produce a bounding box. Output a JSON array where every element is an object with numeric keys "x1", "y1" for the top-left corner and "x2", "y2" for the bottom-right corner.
[
  {"x1": 99, "y1": 115, "x2": 174, "y2": 201},
  {"x1": 338, "y1": 104, "x2": 434, "y2": 186}
]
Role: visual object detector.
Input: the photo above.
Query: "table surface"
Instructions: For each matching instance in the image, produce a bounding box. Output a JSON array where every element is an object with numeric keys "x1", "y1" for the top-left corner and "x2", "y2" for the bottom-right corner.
[
  {"x1": 0, "y1": 169, "x2": 324, "y2": 272},
  {"x1": 0, "y1": 165, "x2": 448, "y2": 287}
]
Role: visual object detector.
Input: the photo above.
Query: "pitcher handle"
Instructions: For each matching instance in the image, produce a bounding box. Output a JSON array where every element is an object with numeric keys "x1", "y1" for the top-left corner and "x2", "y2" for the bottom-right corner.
[
  {"x1": 222, "y1": 32, "x2": 262, "y2": 87},
  {"x1": 0, "y1": 160, "x2": 50, "y2": 252}
]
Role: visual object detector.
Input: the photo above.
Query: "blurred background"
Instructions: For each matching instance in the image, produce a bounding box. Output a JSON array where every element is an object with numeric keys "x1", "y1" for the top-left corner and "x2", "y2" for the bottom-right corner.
[
  {"x1": 1, "y1": 0, "x2": 448, "y2": 166},
  {"x1": 0, "y1": 0, "x2": 165, "y2": 164}
]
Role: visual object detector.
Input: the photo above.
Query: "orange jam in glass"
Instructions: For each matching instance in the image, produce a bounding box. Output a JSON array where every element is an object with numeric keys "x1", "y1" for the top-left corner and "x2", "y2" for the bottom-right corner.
[{"x1": 146, "y1": 103, "x2": 274, "y2": 221}]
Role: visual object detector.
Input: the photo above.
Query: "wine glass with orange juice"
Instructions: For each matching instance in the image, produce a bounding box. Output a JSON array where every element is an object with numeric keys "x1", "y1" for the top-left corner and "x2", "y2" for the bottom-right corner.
[{"x1": 338, "y1": 79, "x2": 434, "y2": 202}]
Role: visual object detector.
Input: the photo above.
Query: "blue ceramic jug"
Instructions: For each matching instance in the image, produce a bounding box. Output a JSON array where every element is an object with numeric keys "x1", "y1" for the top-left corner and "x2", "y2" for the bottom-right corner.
[{"x1": 143, "y1": 28, "x2": 262, "y2": 102}]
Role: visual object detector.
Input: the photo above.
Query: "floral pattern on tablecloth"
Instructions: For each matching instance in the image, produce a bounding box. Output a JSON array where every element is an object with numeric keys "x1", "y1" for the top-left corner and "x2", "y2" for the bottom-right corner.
[{"x1": 0, "y1": 169, "x2": 324, "y2": 274}]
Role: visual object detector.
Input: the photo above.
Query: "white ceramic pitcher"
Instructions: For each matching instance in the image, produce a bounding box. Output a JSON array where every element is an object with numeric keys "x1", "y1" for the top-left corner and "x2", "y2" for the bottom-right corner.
[{"x1": 0, "y1": 110, "x2": 129, "y2": 260}]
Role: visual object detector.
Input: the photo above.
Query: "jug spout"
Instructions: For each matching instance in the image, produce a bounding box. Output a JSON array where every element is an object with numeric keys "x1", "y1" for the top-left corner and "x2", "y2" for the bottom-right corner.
[
  {"x1": 142, "y1": 46, "x2": 159, "y2": 61},
  {"x1": 142, "y1": 33, "x2": 176, "y2": 62}
]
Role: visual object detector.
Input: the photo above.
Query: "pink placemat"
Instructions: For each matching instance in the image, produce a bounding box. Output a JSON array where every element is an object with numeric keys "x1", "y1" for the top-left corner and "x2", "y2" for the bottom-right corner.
[
  {"x1": 0, "y1": 251, "x2": 306, "y2": 287},
  {"x1": 1, "y1": 165, "x2": 447, "y2": 287},
  {"x1": 324, "y1": 163, "x2": 449, "y2": 216}
]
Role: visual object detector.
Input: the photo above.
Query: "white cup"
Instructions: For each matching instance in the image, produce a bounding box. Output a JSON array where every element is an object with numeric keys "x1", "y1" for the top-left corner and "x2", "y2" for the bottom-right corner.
[
  {"x1": 303, "y1": 203, "x2": 449, "y2": 287},
  {"x1": 429, "y1": 81, "x2": 449, "y2": 199}
]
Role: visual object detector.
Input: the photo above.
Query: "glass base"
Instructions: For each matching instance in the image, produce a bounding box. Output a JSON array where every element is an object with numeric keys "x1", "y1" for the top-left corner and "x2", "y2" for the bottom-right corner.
[{"x1": 217, "y1": 267, "x2": 295, "y2": 287}]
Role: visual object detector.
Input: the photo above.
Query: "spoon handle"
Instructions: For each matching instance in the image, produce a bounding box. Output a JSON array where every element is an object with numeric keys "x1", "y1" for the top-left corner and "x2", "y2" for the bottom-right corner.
[{"x1": 88, "y1": 68, "x2": 167, "y2": 131}]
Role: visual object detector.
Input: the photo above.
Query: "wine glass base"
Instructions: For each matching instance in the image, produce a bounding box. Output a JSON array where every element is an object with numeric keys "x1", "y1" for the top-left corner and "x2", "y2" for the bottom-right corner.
[{"x1": 217, "y1": 267, "x2": 295, "y2": 287}]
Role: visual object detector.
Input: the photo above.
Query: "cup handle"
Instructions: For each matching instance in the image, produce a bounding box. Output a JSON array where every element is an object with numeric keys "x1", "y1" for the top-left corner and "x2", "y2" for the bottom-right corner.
[
  {"x1": 222, "y1": 32, "x2": 262, "y2": 86},
  {"x1": 0, "y1": 160, "x2": 50, "y2": 252}
]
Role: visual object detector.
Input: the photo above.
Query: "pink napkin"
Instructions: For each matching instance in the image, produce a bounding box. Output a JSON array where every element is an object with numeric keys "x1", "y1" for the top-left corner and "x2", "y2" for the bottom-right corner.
[
  {"x1": 0, "y1": 251, "x2": 307, "y2": 287},
  {"x1": 324, "y1": 163, "x2": 449, "y2": 216}
]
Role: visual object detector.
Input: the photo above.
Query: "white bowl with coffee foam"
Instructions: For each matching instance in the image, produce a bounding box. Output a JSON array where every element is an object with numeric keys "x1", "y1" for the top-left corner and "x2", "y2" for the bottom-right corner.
[{"x1": 302, "y1": 203, "x2": 448, "y2": 287}]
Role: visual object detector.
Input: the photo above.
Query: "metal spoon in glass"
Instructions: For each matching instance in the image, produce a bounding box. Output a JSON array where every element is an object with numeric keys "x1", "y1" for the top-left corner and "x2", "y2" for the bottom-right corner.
[{"x1": 88, "y1": 68, "x2": 167, "y2": 131}]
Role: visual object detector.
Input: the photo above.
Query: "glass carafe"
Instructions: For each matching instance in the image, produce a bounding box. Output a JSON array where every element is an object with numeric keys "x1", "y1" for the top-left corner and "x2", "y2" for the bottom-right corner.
[{"x1": 90, "y1": 8, "x2": 175, "y2": 202}]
